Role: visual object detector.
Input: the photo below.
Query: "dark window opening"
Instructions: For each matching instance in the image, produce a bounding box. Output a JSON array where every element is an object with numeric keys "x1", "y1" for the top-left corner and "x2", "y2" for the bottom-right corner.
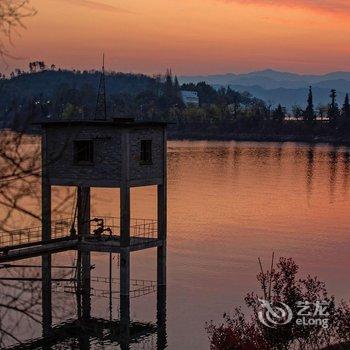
[
  {"x1": 140, "y1": 140, "x2": 152, "y2": 164},
  {"x1": 74, "y1": 140, "x2": 94, "y2": 164}
]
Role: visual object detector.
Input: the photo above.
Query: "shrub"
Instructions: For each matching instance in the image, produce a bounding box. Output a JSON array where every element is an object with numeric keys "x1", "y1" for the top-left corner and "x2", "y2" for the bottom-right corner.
[{"x1": 206, "y1": 257, "x2": 350, "y2": 350}]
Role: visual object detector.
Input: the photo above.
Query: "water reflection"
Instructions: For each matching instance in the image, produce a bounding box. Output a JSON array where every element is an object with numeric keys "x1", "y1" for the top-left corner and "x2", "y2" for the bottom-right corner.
[
  {"x1": 0, "y1": 253, "x2": 167, "y2": 349},
  {"x1": 328, "y1": 147, "x2": 338, "y2": 203},
  {"x1": 342, "y1": 151, "x2": 350, "y2": 195},
  {"x1": 306, "y1": 146, "x2": 314, "y2": 202},
  {"x1": 274, "y1": 144, "x2": 283, "y2": 165},
  {"x1": 2, "y1": 141, "x2": 350, "y2": 349}
]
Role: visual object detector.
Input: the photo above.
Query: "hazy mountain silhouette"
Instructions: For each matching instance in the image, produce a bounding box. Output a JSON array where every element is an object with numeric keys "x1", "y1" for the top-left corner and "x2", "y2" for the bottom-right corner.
[
  {"x1": 180, "y1": 69, "x2": 350, "y2": 87},
  {"x1": 224, "y1": 85, "x2": 346, "y2": 111},
  {"x1": 179, "y1": 69, "x2": 350, "y2": 109}
]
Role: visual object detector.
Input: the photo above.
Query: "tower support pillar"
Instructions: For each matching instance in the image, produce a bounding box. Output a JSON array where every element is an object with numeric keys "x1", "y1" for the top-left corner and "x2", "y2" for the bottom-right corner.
[
  {"x1": 77, "y1": 187, "x2": 91, "y2": 320},
  {"x1": 120, "y1": 249, "x2": 130, "y2": 342}
]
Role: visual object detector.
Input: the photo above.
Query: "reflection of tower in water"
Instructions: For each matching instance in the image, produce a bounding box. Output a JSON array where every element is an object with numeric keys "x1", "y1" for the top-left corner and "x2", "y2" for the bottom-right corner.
[{"x1": 0, "y1": 257, "x2": 167, "y2": 349}]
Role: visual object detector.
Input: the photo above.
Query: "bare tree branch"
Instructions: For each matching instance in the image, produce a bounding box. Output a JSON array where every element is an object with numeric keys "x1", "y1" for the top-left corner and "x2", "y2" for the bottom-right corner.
[{"x1": 0, "y1": 0, "x2": 36, "y2": 58}]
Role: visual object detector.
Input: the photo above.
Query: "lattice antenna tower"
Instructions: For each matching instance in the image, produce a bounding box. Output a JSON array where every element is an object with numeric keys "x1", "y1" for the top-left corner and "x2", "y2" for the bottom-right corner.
[{"x1": 95, "y1": 54, "x2": 107, "y2": 120}]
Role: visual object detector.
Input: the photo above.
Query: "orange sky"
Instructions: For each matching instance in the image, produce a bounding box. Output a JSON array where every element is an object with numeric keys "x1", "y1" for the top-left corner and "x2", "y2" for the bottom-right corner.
[{"x1": 2, "y1": 0, "x2": 350, "y2": 75}]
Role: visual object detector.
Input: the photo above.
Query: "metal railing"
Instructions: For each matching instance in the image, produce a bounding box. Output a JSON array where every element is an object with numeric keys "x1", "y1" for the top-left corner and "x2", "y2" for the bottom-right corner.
[
  {"x1": 0, "y1": 216, "x2": 158, "y2": 249},
  {"x1": 89, "y1": 216, "x2": 158, "y2": 241},
  {"x1": 52, "y1": 277, "x2": 157, "y2": 299},
  {"x1": 91, "y1": 276, "x2": 157, "y2": 288},
  {"x1": 0, "y1": 218, "x2": 72, "y2": 249}
]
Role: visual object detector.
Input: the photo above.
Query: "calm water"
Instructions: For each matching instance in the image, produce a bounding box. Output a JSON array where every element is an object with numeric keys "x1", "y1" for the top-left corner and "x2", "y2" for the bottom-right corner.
[{"x1": 1, "y1": 140, "x2": 350, "y2": 349}]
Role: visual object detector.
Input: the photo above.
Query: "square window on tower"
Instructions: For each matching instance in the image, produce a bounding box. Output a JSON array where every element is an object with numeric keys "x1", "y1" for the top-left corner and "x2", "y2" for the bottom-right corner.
[
  {"x1": 74, "y1": 140, "x2": 94, "y2": 165},
  {"x1": 140, "y1": 140, "x2": 152, "y2": 165}
]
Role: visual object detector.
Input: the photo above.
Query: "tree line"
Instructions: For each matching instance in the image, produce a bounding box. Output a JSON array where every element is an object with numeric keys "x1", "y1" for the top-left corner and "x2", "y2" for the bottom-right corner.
[{"x1": 2, "y1": 64, "x2": 350, "y2": 140}]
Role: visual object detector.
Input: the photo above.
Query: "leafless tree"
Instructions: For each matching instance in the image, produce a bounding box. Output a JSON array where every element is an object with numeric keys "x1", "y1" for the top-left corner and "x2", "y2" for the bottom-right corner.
[
  {"x1": 0, "y1": 128, "x2": 76, "y2": 233},
  {"x1": 0, "y1": 265, "x2": 76, "y2": 348},
  {"x1": 0, "y1": 0, "x2": 36, "y2": 57}
]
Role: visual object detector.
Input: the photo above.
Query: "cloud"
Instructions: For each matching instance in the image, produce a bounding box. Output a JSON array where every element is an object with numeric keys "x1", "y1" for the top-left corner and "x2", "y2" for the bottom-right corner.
[
  {"x1": 56, "y1": 0, "x2": 134, "y2": 14},
  {"x1": 222, "y1": 0, "x2": 350, "y2": 14}
]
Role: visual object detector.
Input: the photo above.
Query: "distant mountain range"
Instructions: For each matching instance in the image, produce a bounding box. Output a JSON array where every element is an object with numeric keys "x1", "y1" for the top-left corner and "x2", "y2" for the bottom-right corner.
[{"x1": 179, "y1": 69, "x2": 350, "y2": 110}]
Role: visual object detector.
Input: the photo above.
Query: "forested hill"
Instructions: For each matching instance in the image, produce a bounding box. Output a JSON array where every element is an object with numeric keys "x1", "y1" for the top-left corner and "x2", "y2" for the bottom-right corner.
[
  {"x1": 1, "y1": 67, "x2": 267, "y2": 133},
  {"x1": 5, "y1": 68, "x2": 347, "y2": 143},
  {"x1": 0, "y1": 69, "x2": 162, "y2": 130},
  {"x1": 0, "y1": 69, "x2": 157, "y2": 101}
]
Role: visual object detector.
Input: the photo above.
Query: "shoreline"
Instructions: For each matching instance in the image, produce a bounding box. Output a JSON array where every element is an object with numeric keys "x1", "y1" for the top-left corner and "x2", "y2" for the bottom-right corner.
[
  {"x1": 168, "y1": 132, "x2": 350, "y2": 146},
  {"x1": 3, "y1": 128, "x2": 350, "y2": 146}
]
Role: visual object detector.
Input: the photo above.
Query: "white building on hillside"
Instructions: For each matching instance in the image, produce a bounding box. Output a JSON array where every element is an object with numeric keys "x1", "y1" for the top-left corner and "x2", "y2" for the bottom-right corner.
[{"x1": 181, "y1": 91, "x2": 199, "y2": 106}]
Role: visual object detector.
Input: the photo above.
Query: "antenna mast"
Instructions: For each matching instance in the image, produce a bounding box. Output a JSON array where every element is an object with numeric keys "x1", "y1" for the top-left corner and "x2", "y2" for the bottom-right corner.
[{"x1": 95, "y1": 54, "x2": 107, "y2": 120}]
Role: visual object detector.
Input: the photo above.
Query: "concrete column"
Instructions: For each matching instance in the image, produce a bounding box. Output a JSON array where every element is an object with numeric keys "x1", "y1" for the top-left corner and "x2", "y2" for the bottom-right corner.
[
  {"x1": 119, "y1": 249, "x2": 130, "y2": 343},
  {"x1": 120, "y1": 130, "x2": 130, "y2": 344},
  {"x1": 76, "y1": 250, "x2": 82, "y2": 319},
  {"x1": 41, "y1": 130, "x2": 52, "y2": 337},
  {"x1": 41, "y1": 183, "x2": 51, "y2": 242},
  {"x1": 157, "y1": 184, "x2": 167, "y2": 241},
  {"x1": 77, "y1": 187, "x2": 91, "y2": 320},
  {"x1": 41, "y1": 129, "x2": 51, "y2": 242},
  {"x1": 157, "y1": 246, "x2": 166, "y2": 287},
  {"x1": 109, "y1": 252, "x2": 113, "y2": 322},
  {"x1": 157, "y1": 128, "x2": 167, "y2": 287},
  {"x1": 120, "y1": 130, "x2": 130, "y2": 247},
  {"x1": 120, "y1": 185, "x2": 130, "y2": 246},
  {"x1": 81, "y1": 250, "x2": 91, "y2": 320},
  {"x1": 42, "y1": 253, "x2": 52, "y2": 338},
  {"x1": 41, "y1": 179, "x2": 52, "y2": 332},
  {"x1": 157, "y1": 284, "x2": 167, "y2": 350},
  {"x1": 157, "y1": 184, "x2": 167, "y2": 286},
  {"x1": 77, "y1": 187, "x2": 91, "y2": 237}
]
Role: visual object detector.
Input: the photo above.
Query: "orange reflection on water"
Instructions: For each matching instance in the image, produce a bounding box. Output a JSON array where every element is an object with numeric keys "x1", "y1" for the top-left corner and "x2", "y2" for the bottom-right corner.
[
  {"x1": 88, "y1": 141, "x2": 350, "y2": 348},
  {"x1": 2, "y1": 140, "x2": 350, "y2": 349}
]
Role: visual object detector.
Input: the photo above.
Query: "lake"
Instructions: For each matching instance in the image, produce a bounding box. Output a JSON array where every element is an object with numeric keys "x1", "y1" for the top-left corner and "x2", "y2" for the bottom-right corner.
[{"x1": 1, "y1": 140, "x2": 350, "y2": 349}]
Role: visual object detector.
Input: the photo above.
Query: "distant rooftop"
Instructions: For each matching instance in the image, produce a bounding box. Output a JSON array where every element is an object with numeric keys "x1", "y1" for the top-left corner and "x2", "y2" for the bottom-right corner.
[
  {"x1": 180, "y1": 90, "x2": 199, "y2": 106},
  {"x1": 181, "y1": 90, "x2": 198, "y2": 98}
]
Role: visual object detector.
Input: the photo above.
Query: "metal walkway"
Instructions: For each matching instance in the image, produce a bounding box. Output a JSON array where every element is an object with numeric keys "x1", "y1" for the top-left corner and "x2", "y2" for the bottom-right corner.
[{"x1": 0, "y1": 216, "x2": 160, "y2": 262}]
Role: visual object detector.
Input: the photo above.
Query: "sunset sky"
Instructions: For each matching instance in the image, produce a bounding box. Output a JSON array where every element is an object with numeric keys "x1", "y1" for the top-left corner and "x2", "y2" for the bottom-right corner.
[{"x1": 3, "y1": 0, "x2": 350, "y2": 75}]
